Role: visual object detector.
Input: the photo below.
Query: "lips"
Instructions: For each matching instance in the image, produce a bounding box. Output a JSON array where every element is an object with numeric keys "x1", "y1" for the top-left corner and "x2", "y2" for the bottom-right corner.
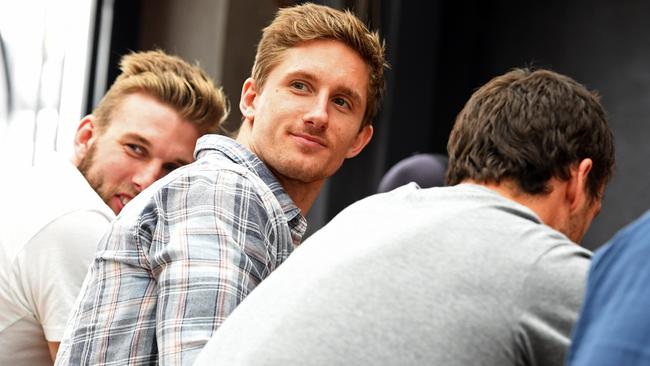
[{"x1": 290, "y1": 132, "x2": 327, "y2": 148}]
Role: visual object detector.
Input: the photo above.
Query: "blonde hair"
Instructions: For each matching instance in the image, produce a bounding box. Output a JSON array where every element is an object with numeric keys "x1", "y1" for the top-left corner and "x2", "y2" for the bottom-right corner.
[
  {"x1": 252, "y1": 3, "x2": 386, "y2": 126},
  {"x1": 93, "y1": 49, "x2": 229, "y2": 134}
]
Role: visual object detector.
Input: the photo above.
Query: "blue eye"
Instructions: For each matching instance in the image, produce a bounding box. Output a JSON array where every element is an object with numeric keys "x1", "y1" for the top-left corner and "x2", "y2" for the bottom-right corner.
[
  {"x1": 291, "y1": 81, "x2": 308, "y2": 91},
  {"x1": 126, "y1": 144, "x2": 144, "y2": 155},
  {"x1": 333, "y1": 97, "x2": 350, "y2": 108}
]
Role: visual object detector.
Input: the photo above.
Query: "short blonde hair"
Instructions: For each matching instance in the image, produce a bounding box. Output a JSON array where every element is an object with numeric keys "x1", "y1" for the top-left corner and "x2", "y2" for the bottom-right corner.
[
  {"x1": 93, "y1": 50, "x2": 229, "y2": 134},
  {"x1": 252, "y1": 3, "x2": 386, "y2": 126}
]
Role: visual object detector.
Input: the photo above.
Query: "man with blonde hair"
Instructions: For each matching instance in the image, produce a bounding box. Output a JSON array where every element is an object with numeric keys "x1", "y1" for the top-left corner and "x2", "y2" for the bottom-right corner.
[
  {"x1": 56, "y1": 3, "x2": 386, "y2": 365},
  {"x1": 0, "y1": 49, "x2": 228, "y2": 365}
]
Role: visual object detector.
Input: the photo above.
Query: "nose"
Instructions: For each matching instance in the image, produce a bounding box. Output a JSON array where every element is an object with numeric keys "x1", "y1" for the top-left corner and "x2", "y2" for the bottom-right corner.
[
  {"x1": 132, "y1": 163, "x2": 164, "y2": 192},
  {"x1": 303, "y1": 94, "x2": 329, "y2": 130}
]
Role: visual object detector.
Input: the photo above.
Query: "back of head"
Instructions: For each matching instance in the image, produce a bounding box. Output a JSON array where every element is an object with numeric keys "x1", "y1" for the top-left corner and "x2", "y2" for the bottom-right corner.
[
  {"x1": 93, "y1": 50, "x2": 230, "y2": 134},
  {"x1": 251, "y1": 3, "x2": 387, "y2": 126},
  {"x1": 446, "y1": 68, "x2": 615, "y2": 199}
]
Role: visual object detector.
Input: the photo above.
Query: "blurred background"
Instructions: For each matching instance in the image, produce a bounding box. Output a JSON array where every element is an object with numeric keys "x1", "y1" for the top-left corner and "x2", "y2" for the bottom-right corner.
[{"x1": 1, "y1": 0, "x2": 649, "y2": 250}]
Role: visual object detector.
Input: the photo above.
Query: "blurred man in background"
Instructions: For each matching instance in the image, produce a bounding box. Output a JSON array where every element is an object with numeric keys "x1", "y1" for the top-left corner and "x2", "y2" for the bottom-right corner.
[{"x1": 0, "y1": 49, "x2": 228, "y2": 365}]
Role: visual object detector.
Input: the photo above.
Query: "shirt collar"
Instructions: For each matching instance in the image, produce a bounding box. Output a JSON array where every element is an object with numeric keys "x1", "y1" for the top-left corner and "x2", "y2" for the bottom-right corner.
[{"x1": 194, "y1": 135, "x2": 307, "y2": 242}]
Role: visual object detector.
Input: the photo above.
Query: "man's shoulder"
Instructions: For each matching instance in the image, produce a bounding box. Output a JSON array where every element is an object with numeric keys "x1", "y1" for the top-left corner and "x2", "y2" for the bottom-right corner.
[
  {"x1": 194, "y1": 153, "x2": 262, "y2": 180},
  {"x1": 0, "y1": 156, "x2": 113, "y2": 252},
  {"x1": 598, "y1": 209, "x2": 650, "y2": 258},
  {"x1": 422, "y1": 184, "x2": 590, "y2": 267},
  {"x1": 162, "y1": 155, "x2": 273, "y2": 202},
  {"x1": 122, "y1": 156, "x2": 281, "y2": 229},
  {"x1": 589, "y1": 209, "x2": 650, "y2": 281}
]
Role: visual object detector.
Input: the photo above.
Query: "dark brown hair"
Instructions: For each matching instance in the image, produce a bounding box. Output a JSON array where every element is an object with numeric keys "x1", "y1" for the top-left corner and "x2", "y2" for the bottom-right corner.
[{"x1": 446, "y1": 68, "x2": 615, "y2": 198}]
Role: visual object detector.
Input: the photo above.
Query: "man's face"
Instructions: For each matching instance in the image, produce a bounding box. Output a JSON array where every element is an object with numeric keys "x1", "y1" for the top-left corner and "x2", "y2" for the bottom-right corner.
[
  {"x1": 75, "y1": 92, "x2": 201, "y2": 214},
  {"x1": 240, "y1": 39, "x2": 373, "y2": 187}
]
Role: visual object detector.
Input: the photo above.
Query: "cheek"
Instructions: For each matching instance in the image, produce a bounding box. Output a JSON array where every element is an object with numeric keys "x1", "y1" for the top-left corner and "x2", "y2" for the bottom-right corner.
[
  {"x1": 100, "y1": 155, "x2": 135, "y2": 179},
  {"x1": 107, "y1": 166, "x2": 139, "y2": 188},
  {"x1": 337, "y1": 127, "x2": 364, "y2": 148}
]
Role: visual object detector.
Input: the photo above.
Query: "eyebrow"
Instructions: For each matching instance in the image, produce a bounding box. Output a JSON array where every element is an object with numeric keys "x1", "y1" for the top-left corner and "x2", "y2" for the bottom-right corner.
[
  {"x1": 287, "y1": 70, "x2": 364, "y2": 107},
  {"x1": 123, "y1": 133, "x2": 191, "y2": 166}
]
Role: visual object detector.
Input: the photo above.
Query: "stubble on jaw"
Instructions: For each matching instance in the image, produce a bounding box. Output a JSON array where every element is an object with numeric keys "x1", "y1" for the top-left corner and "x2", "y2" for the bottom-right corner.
[{"x1": 77, "y1": 142, "x2": 108, "y2": 206}]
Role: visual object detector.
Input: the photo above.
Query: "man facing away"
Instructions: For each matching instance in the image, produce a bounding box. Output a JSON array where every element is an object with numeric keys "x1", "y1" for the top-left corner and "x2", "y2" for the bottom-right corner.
[
  {"x1": 0, "y1": 50, "x2": 229, "y2": 365},
  {"x1": 55, "y1": 4, "x2": 385, "y2": 365},
  {"x1": 193, "y1": 68, "x2": 615, "y2": 366}
]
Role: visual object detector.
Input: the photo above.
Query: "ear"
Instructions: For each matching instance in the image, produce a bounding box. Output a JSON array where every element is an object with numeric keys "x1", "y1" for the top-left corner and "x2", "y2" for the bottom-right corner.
[
  {"x1": 345, "y1": 125, "x2": 374, "y2": 159},
  {"x1": 566, "y1": 158, "x2": 593, "y2": 213},
  {"x1": 239, "y1": 78, "x2": 257, "y2": 122},
  {"x1": 73, "y1": 115, "x2": 97, "y2": 166}
]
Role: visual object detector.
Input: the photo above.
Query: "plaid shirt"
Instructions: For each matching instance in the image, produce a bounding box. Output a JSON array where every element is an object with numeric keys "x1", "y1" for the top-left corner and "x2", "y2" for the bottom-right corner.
[{"x1": 55, "y1": 135, "x2": 306, "y2": 366}]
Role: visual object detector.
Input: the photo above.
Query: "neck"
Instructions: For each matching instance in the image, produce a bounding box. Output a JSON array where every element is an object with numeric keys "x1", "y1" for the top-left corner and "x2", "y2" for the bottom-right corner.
[
  {"x1": 236, "y1": 123, "x2": 322, "y2": 215},
  {"x1": 274, "y1": 175, "x2": 324, "y2": 216},
  {"x1": 465, "y1": 179, "x2": 569, "y2": 231}
]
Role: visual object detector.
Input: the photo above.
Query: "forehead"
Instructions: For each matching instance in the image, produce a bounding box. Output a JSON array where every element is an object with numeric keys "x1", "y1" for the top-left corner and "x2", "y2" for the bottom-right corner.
[
  {"x1": 99, "y1": 92, "x2": 199, "y2": 160},
  {"x1": 266, "y1": 39, "x2": 369, "y2": 99},
  {"x1": 105, "y1": 93, "x2": 179, "y2": 133}
]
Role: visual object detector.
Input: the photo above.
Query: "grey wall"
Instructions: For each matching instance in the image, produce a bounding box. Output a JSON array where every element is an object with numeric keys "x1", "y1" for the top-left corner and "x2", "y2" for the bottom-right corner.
[
  {"x1": 139, "y1": 0, "x2": 278, "y2": 133},
  {"x1": 562, "y1": 1, "x2": 650, "y2": 248},
  {"x1": 140, "y1": 0, "x2": 228, "y2": 84},
  {"x1": 459, "y1": 0, "x2": 650, "y2": 249}
]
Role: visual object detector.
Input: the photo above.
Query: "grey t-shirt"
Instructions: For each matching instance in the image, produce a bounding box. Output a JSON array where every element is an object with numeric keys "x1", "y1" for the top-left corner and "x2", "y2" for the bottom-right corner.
[{"x1": 194, "y1": 184, "x2": 592, "y2": 366}]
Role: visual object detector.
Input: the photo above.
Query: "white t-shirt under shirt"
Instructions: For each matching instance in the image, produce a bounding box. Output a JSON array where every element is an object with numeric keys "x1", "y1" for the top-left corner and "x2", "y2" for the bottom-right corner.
[{"x1": 0, "y1": 154, "x2": 114, "y2": 365}]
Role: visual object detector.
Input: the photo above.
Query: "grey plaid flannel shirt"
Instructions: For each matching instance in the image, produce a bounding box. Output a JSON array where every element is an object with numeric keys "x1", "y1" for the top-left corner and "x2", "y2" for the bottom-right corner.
[{"x1": 55, "y1": 135, "x2": 306, "y2": 365}]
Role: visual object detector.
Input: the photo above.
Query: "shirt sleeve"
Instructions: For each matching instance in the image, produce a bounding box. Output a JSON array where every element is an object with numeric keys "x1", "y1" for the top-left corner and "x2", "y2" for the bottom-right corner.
[
  {"x1": 515, "y1": 244, "x2": 591, "y2": 366},
  {"x1": 143, "y1": 169, "x2": 280, "y2": 365},
  {"x1": 17, "y1": 210, "x2": 111, "y2": 341}
]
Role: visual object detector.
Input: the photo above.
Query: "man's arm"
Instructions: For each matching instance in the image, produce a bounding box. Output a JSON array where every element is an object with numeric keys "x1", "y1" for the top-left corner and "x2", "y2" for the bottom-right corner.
[
  {"x1": 48, "y1": 341, "x2": 60, "y2": 362},
  {"x1": 16, "y1": 211, "x2": 111, "y2": 362},
  {"x1": 148, "y1": 170, "x2": 283, "y2": 365}
]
